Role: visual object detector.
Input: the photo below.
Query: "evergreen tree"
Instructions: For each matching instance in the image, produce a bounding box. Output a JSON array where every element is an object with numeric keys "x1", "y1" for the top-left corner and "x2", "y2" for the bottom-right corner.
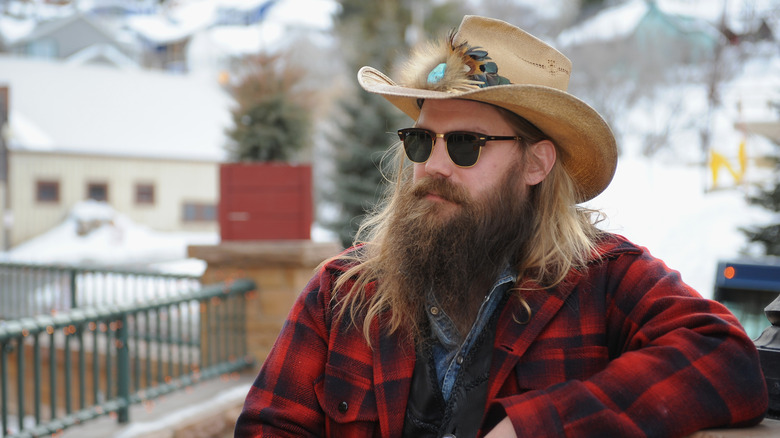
[
  {"x1": 327, "y1": 96, "x2": 402, "y2": 246},
  {"x1": 325, "y1": 0, "x2": 462, "y2": 247},
  {"x1": 743, "y1": 149, "x2": 780, "y2": 256},
  {"x1": 224, "y1": 53, "x2": 312, "y2": 162}
]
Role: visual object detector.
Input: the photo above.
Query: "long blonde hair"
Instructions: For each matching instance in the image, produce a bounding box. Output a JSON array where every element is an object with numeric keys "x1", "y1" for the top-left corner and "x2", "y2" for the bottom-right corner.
[{"x1": 328, "y1": 104, "x2": 604, "y2": 342}]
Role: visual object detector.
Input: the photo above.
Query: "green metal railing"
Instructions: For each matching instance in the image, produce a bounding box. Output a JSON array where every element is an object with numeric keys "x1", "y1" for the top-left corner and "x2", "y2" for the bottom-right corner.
[
  {"x1": 0, "y1": 262, "x2": 201, "y2": 320},
  {"x1": 0, "y1": 278, "x2": 256, "y2": 437}
]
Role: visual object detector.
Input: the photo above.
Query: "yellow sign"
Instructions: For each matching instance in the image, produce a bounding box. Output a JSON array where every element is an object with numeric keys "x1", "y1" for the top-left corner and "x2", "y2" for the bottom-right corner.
[{"x1": 710, "y1": 138, "x2": 746, "y2": 187}]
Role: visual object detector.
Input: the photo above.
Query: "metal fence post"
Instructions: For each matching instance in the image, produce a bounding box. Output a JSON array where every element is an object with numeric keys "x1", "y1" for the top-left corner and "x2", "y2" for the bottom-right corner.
[
  {"x1": 49, "y1": 327, "x2": 56, "y2": 421},
  {"x1": 16, "y1": 338, "x2": 24, "y2": 433},
  {"x1": 117, "y1": 313, "x2": 130, "y2": 423},
  {"x1": 69, "y1": 268, "x2": 77, "y2": 310},
  {"x1": 2, "y1": 341, "x2": 8, "y2": 437}
]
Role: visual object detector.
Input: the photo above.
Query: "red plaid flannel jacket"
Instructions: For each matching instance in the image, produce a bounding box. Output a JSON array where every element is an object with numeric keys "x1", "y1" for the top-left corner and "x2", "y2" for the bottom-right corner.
[{"x1": 235, "y1": 234, "x2": 768, "y2": 437}]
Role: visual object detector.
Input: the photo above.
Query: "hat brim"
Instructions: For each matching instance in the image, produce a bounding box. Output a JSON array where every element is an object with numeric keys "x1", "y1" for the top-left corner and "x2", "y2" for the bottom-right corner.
[{"x1": 358, "y1": 66, "x2": 617, "y2": 203}]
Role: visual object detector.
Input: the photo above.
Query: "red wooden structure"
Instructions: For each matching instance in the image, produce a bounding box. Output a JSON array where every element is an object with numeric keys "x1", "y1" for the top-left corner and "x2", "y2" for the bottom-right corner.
[{"x1": 219, "y1": 163, "x2": 312, "y2": 240}]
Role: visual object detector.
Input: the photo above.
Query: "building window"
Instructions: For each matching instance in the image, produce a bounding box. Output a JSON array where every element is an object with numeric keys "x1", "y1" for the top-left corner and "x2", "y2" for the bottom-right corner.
[
  {"x1": 135, "y1": 183, "x2": 155, "y2": 205},
  {"x1": 36, "y1": 180, "x2": 60, "y2": 203},
  {"x1": 87, "y1": 182, "x2": 108, "y2": 202},
  {"x1": 182, "y1": 202, "x2": 216, "y2": 222}
]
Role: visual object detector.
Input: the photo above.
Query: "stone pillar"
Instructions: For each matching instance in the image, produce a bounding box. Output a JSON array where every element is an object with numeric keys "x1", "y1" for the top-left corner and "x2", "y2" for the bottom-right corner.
[{"x1": 188, "y1": 240, "x2": 341, "y2": 370}]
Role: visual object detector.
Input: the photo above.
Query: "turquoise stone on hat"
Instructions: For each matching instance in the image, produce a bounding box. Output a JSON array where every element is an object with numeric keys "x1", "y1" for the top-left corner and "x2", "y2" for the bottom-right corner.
[{"x1": 427, "y1": 63, "x2": 447, "y2": 84}]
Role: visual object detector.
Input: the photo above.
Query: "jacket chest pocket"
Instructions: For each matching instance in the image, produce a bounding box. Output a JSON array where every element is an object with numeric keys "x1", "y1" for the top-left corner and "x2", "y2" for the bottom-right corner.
[
  {"x1": 314, "y1": 364, "x2": 380, "y2": 438},
  {"x1": 514, "y1": 345, "x2": 609, "y2": 390}
]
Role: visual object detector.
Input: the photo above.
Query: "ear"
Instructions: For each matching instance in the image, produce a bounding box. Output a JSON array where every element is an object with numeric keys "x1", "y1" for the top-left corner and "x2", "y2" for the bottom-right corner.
[{"x1": 523, "y1": 140, "x2": 556, "y2": 186}]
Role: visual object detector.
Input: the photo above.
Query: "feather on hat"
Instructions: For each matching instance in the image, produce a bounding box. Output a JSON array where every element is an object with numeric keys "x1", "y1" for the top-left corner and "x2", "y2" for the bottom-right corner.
[{"x1": 398, "y1": 30, "x2": 510, "y2": 92}]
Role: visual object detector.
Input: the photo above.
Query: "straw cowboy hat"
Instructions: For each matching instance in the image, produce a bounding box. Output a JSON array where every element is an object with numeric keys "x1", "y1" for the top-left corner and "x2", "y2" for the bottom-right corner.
[{"x1": 358, "y1": 15, "x2": 617, "y2": 202}]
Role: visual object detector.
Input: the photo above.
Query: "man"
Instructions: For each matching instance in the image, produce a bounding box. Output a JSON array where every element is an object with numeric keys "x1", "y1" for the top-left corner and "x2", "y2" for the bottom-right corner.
[{"x1": 235, "y1": 16, "x2": 768, "y2": 437}]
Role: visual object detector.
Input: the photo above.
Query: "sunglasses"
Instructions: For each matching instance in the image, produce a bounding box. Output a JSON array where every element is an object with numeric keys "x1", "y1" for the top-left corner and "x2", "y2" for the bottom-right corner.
[{"x1": 397, "y1": 128, "x2": 521, "y2": 168}]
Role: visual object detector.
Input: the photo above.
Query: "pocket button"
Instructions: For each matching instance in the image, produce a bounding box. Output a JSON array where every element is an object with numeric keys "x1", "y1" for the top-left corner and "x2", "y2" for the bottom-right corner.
[{"x1": 338, "y1": 401, "x2": 349, "y2": 413}]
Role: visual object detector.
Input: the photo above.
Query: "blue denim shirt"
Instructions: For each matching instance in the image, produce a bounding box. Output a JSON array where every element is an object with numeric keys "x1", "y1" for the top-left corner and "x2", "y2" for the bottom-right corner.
[{"x1": 426, "y1": 267, "x2": 517, "y2": 401}]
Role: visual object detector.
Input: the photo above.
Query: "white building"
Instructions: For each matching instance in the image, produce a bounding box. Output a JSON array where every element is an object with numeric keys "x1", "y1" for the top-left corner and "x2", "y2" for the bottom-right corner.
[{"x1": 0, "y1": 55, "x2": 232, "y2": 249}]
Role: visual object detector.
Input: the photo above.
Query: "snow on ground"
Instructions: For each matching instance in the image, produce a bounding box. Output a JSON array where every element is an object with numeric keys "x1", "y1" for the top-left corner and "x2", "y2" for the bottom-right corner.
[
  {"x1": 2, "y1": 199, "x2": 337, "y2": 276},
  {"x1": 586, "y1": 157, "x2": 774, "y2": 301},
  {"x1": 4, "y1": 200, "x2": 219, "y2": 275}
]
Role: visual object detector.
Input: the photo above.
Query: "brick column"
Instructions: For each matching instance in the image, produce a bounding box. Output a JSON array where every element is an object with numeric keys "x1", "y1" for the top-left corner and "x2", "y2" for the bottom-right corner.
[{"x1": 188, "y1": 240, "x2": 341, "y2": 370}]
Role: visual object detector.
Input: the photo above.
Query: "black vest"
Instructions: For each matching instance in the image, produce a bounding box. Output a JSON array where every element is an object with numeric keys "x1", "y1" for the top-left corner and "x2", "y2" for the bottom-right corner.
[{"x1": 401, "y1": 306, "x2": 502, "y2": 438}]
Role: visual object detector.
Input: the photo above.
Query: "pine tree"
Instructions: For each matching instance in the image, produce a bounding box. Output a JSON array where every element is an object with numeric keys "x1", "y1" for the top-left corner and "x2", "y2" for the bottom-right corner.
[
  {"x1": 224, "y1": 53, "x2": 312, "y2": 162},
  {"x1": 743, "y1": 152, "x2": 780, "y2": 256},
  {"x1": 325, "y1": 0, "x2": 462, "y2": 247},
  {"x1": 327, "y1": 91, "x2": 403, "y2": 246}
]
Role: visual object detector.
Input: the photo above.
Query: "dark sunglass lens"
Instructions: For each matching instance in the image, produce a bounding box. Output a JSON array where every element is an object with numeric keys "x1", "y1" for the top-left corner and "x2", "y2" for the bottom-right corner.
[
  {"x1": 446, "y1": 133, "x2": 480, "y2": 167},
  {"x1": 403, "y1": 130, "x2": 433, "y2": 163}
]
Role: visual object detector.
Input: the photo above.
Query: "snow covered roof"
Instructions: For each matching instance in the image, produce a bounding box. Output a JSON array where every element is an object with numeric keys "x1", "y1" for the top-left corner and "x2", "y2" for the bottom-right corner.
[
  {"x1": 124, "y1": 0, "x2": 219, "y2": 46},
  {"x1": 83, "y1": 0, "x2": 158, "y2": 16},
  {"x1": 0, "y1": 0, "x2": 338, "y2": 48},
  {"x1": 558, "y1": 0, "x2": 723, "y2": 47},
  {"x1": 558, "y1": 0, "x2": 776, "y2": 48},
  {"x1": 125, "y1": 0, "x2": 337, "y2": 46},
  {"x1": 8, "y1": 13, "x2": 114, "y2": 47},
  {"x1": 64, "y1": 42, "x2": 139, "y2": 68},
  {"x1": 0, "y1": 15, "x2": 36, "y2": 46},
  {"x1": 0, "y1": 54, "x2": 232, "y2": 161}
]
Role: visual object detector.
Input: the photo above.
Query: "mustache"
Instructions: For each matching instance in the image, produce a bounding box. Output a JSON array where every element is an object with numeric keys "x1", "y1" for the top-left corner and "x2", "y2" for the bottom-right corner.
[{"x1": 410, "y1": 178, "x2": 469, "y2": 205}]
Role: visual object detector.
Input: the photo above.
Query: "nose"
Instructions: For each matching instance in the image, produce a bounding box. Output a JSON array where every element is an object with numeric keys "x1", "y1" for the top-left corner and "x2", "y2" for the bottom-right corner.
[{"x1": 424, "y1": 137, "x2": 453, "y2": 178}]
